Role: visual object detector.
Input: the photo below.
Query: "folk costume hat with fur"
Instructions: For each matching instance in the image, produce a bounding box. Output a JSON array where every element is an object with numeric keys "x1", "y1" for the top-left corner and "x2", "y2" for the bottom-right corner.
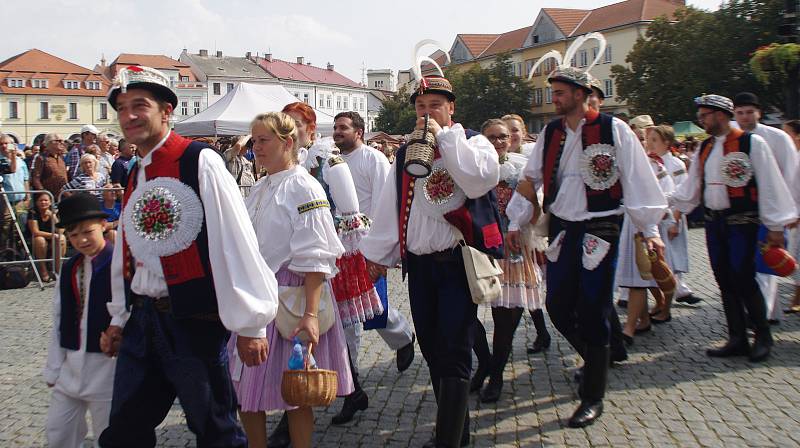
[{"x1": 107, "y1": 65, "x2": 178, "y2": 111}]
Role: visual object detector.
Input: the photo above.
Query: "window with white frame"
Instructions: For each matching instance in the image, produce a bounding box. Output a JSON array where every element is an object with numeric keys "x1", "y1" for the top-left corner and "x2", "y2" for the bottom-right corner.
[
  {"x1": 68, "y1": 102, "x2": 78, "y2": 120},
  {"x1": 180, "y1": 76, "x2": 190, "y2": 82},
  {"x1": 63, "y1": 80, "x2": 80, "y2": 89},
  {"x1": 213, "y1": 83, "x2": 221, "y2": 95},
  {"x1": 343, "y1": 97, "x2": 348, "y2": 110},
  {"x1": 517, "y1": 62, "x2": 524, "y2": 77},
  {"x1": 592, "y1": 47, "x2": 599, "y2": 63},
  {"x1": 32, "y1": 79, "x2": 48, "y2": 88},
  {"x1": 7, "y1": 79, "x2": 25, "y2": 88},
  {"x1": 579, "y1": 50, "x2": 588, "y2": 68},
  {"x1": 570, "y1": 56, "x2": 576, "y2": 67},
  {"x1": 319, "y1": 96, "x2": 325, "y2": 108},
  {"x1": 326, "y1": 96, "x2": 332, "y2": 108},
  {"x1": 604, "y1": 79, "x2": 614, "y2": 98},
  {"x1": 8, "y1": 101, "x2": 19, "y2": 119},
  {"x1": 227, "y1": 83, "x2": 234, "y2": 93},
  {"x1": 99, "y1": 103, "x2": 108, "y2": 120},
  {"x1": 604, "y1": 46, "x2": 612, "y2": 63},
  {"x1": 336, "y1": 96, "x2": 341, "y2": 109},
  {"x1": 85, "y1": 81, "x2": 101, "y2": 90},
  {"x1": 303, "y1": 93, "x2": 309, "y2": 104},
  {"x1": 533, "y1": 88, "x2": 543, "y2": 106},
  {"x1": 193, "y1": 101, "x2": 201, "y2": 115},
  {"x1": 545, "y1": 87, "x2": 552, "y2": 104},
  {"x1": 181, "y1": 101, "x2": 189, "y2": 116},
  {"x1": 40, "y1": 101, "x2": 49, "y2": 119}
]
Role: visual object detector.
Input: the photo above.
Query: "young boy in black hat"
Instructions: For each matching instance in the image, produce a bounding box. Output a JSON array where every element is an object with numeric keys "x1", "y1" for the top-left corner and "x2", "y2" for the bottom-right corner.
[{"x1": 43, "y1": 192, "x2": 116, "y2": 448}]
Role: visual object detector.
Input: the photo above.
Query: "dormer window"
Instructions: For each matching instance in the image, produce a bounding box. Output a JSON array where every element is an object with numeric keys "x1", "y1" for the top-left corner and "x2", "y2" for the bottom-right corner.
[
  {"x1": 85, "y1": 81, "x2": 102, "y2": 90},
  {"x1": 63, "y1": 80, "x2": 80, "y2": 89},
  {"x1": 32, "y1": 79, "x2": 49, "y2": 88},
  {"x1": 7, "y1": 79, "x2": 25, "y2": 88}
]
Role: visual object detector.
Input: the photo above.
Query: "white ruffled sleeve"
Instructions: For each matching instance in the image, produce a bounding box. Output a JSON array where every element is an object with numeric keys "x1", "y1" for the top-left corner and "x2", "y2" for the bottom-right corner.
[{"x1": 287, "y1": 179, "x2": 346, "y2": 277}]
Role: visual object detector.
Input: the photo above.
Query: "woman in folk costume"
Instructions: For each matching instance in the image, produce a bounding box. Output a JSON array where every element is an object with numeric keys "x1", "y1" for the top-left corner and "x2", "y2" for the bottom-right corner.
[
  {"x1": 500, "y1": 114, "x2": 553, "y2": 356},
  {"x1": 470, "y1": 119, "x2": 547, "y2": 404},
  {"x1": 647, "y1": 125, "x2": 692, "y2": 319},
  {"x1": 226, "y1": 112, "x2": 353, "y2": 448},
  {"x1": 614, "y1": 130, "x2": 674, "y2": 344}
]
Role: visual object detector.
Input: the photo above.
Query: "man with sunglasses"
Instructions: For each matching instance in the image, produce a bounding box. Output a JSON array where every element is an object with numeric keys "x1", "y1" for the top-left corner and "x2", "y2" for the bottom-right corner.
[
  {"x1": 671, "y1": 94, "x2": 796, "y2": 362},
  {"x1": 31, "y1": 134, "x2": 69, "y2": 200}
]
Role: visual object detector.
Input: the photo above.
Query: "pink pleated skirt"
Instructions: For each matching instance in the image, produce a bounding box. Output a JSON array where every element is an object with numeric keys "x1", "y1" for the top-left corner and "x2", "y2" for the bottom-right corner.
[{"x1": 226, "y1": 267, "x2": 354, "y2": 412}]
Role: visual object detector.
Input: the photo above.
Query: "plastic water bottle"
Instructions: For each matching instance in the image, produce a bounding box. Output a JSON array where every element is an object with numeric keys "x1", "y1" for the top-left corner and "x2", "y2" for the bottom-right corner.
[{"x1": 288, "y1": 338, "x2": 304, "y2": 370}]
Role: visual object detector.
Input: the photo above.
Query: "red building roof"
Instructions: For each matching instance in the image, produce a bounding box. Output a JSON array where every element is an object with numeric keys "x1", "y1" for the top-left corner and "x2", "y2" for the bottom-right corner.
[
  {"x1": 0, "y1": 49, "x2": 108, "y2": 96},
  {"x1": 256, "y1": 57, "x2": 361, "y2": 88}
]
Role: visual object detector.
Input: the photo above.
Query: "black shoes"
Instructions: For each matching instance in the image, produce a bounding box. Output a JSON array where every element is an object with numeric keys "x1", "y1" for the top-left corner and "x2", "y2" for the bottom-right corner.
[
  {"x1": 568, "y1": 400, "x2": 604, "y2": 428},
  {"x1": 479, "y1": 376, "x2": 503, "y2": 403},
  {"x1": 331, "y1": 389, "x2": 369, "y2": 425},
  {"x1": 748, "y1": 332, "x2": 773, "y2": 363},
  {"x1": 706, "y1": 340, "x2": 749, "y2": 358},
  {"x1": 267, "y1": 412, "x2": 290, "y2": 448},
  {"x1": 527, "y1": 333, "x2": 551, "y2": 354},
  {"x1": 650, "y1": 314, "x2": 672, "y2": 324},
  {"x1": 675, "y1": 294, "x2": 702, "y2": 305},
  {"x1": 397, "y1": 334, "x2": 416, "y2": 372}
]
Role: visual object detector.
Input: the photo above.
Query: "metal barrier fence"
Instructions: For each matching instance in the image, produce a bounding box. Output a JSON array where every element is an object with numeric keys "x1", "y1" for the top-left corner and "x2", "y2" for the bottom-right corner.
[{"x1": 0, "y1": 189, "x2": 57, "y2": 290}]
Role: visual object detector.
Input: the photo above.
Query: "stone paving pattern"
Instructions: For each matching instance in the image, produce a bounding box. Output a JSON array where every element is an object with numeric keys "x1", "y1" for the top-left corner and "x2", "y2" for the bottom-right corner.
[{"x1": 2, "y1": 228, "x2": 800, "y2": 447}]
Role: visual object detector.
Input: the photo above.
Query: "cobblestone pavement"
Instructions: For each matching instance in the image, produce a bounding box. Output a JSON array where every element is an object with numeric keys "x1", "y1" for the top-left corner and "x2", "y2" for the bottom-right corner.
[{"x1": 2, "y1": 228, "x2": 800, "y2": 447}]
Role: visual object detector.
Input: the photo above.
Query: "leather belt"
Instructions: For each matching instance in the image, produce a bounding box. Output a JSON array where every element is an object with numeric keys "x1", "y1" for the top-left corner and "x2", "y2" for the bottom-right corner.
[{"x1": 131, "y1": 294, "x2": 171, "y2": 313}]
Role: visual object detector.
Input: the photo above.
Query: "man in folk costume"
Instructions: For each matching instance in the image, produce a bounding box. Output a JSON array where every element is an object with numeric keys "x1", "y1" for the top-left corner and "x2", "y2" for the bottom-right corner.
[
  {"x1": 98, "y1": 66, "x2": 279, "y2": 447},
  {"x1": 360, "y1": 73, "x2": 501, "y2": 447},
  {"x1": 329, "y1": 111, "x2": 416, "y2": 425},
  {"x1": 732, "y1": 92, "x2": 799, "y2": 323},
  {"x1": 515, "y1": 64, "x2": 668, "y2": 427},
  {"x1": 672, "y1": 94, "x2": 796, "y2": 362}
]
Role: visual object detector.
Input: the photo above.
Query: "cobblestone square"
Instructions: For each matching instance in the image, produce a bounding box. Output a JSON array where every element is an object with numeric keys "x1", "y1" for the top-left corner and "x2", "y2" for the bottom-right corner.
[{"x1": 2, "y1": 228, "x2": 799, "y2": 447}]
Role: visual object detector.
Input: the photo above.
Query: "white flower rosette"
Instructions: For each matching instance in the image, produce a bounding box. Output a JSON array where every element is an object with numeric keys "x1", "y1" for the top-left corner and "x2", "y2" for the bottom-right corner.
[
  {"x1": 580, "y1": 143, "x2": 620, "y2": 191},
  {"x1": 720, "y1": 152, "x2": 753, "y2": 188},
  {"x1": 122, "y1": 177, "x2": 204, "y2": 272}
]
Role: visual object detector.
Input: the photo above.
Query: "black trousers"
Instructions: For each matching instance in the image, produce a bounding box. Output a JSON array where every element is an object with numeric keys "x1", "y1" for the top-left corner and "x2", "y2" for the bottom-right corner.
[
  {"x1": 545, "y1": 215, "x2": 622, "y2": 349},
  {"x1": 99, "y1": 298, "x2": 246, "y2": 448},
  {"x1": 705, "y1": 214, "x2": 769, "y2": 341},
  {"x1": 407, "y1": 249, "x2": 477, "y2": 383}
]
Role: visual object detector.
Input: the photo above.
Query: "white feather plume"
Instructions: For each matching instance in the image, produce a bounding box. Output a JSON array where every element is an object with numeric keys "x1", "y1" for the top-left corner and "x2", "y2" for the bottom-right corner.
[{"x1": 411, "y1": 39, "x2": 451, "y2": 81}]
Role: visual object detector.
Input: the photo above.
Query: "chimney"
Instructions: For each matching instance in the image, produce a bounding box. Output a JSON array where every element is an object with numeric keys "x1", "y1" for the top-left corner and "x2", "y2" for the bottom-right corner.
[
  {"x1": 199, "y1": 49, "x2": 208, "y2": 57},
  {"x1": 296, "y1": 56, "x2": 304, "y2": 65},
  {"x1": 327, "y1": 62, "x2": 334, "y2": 71},
  {"x1": 216, "y1": 50, "x2": 223, "y2": 58},
  {"x1": 246, "y1": 51, "x2": 252, "y2": 59},
  {"x1": 265, "y1": 53, "x2": 272, "y2": 62}
]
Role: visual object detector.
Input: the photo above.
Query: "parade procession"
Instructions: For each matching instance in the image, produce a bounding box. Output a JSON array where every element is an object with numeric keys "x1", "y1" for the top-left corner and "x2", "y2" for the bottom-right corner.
[{"x1": 1, "y1": 0, "x2": 800, "y2": 446}]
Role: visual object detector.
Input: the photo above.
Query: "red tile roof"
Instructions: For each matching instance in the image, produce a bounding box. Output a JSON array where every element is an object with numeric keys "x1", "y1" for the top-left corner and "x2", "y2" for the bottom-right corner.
[
  {"x1": 542, "y1": 8, "x2": 591, "y2": 36},
  {"x1": 0, "y1": 49, "x2": 108, "y2": 96},
  {"x1": 108, "y1": 53, "x2": 199, "y2": 82},
  {"x1": 256, "y1": 58, "x2": 361, "y2": 88},
  {"x1": 457, "y1": 34, "x2": 501, "y2": 57},
  {"x1": 478, "y1": 26, "x2": 533, "y2": 58},
  {"x1": 420, "y1": 50, "x2": 449, "y2": 75},
  {"x1": 572, "y1": 0, "x2": 682, "y2": 35}
]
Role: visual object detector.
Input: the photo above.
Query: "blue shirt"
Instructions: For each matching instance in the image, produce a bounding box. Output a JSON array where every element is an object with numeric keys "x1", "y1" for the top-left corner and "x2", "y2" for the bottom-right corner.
[
  {"x1": 102, "y1": 201, "x2": 121, "y2": 222},
  {"x1": 2, "y1": 156, "x2": 29, "y2": 202}
]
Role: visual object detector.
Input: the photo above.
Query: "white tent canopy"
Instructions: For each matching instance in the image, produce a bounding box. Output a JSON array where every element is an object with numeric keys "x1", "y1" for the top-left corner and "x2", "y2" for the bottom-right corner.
[{"x1": 173, "y1": 82, "x2": 335, "y2": 137}]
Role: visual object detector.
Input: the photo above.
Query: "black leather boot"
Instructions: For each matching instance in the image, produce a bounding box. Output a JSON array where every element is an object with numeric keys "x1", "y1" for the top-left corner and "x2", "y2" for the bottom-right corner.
[
  {"x1": 568, "y1": 346, "x2": 609, "y2": 428},
  {"x1": 423, "y1": 412, "x2": 470, "y2": 448},
  {"x1": 527, "y1": 309, "x2": 551, "y2": 354},
  {"x1": 707, "y1": 339, "x2": 749, "y2": 357},
  {"x1": 434, "y1": 377, "x2": 470, "y2": 447},
  {"x1": 748, "y1": 329, "x2": 773, "y2": 362},
  {"x1": 331, "y1": 388, "x2": 369, "y2": 425},
  {"x1": 266, "y1": 411, "x2": 290, "y2": 448}
]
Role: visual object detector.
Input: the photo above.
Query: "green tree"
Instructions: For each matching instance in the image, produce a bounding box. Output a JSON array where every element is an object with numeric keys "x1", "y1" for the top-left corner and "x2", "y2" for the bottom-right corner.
[
  {"x1": 446, "y1": 53, "x2": 533, "y2": 130},
  {"x1": 374, "y1": 85, "x2": 417, "y2": 135},
  {"x1": 611, "y1": 0, "x2": 783, "y2": 123}
]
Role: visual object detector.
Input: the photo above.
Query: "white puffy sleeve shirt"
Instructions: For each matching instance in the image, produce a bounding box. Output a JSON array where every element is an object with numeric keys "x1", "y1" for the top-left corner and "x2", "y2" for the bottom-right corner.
[
  {"x1": 522, "y1": 116, "x2": 667, "y2": 237},
  {"x1": 360, "y1": 124, "x2": 500, "y2": 266},
  {"x1": 246, "y1": 165, "x2": 344, "y2": 277},
  {"x1": 109, "y1": 138, "x2": 278, "y2": 338},
  {"x1": 341, "y1": 145, "x2": 390, "y2": 218},
  {"x1": 671, "y1": 132, "x2": 797, "y2": 231}
]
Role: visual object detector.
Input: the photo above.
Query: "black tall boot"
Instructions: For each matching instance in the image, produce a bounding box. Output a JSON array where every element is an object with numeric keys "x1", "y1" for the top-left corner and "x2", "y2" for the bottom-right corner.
[
  {"x1": 568, "y1": 345, "x2": 609, "y2": 428},
  {"x1": 435, "y1": 377, "x2": 470, "y2": 447},
  {"x1": 608, "y1": 307, "x2": 628, "y2": 363},
  {"x1": 470, "y1": 320, "x2": 491, "y2": 392},
  {"x1": 527, "y1": 309, "x2": 552, "y2": 354},
  {"x1": 481, "y1": 307, "x2": 522, "y2": 403},
  {"x1": 332, "y1": 344, "x2": 369, "y2": 425}
]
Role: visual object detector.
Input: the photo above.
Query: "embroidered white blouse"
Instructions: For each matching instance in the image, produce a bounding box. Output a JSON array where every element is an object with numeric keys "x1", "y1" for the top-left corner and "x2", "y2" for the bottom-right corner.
[
  {"x1": 108, "y1": 133, "x2": 278, "y2": 338},
  {"x1": 246, "y1": 165, "x2": 344, "y2": 276},
  {"x1": 671, "y1": 131, "x2": 797, "y2": 231},
  {"x1": 360, "y1": 124, "x2": 499, "y2": 267}
]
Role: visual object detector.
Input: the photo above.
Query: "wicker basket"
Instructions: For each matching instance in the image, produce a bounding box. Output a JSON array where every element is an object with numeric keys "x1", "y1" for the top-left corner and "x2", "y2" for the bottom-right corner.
[
  {"x1": 280, "y1": 343, "x2": 338, "y2": 407},
  {"x1": 648, "y1": 250, "x2": 676, "y2": 299},
  {"x1": 404, "y1": 115, "x2": 437, "y2": 178}
]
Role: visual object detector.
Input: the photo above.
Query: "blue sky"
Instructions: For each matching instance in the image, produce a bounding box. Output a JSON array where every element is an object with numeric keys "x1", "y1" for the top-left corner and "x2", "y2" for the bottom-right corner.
[{"x1": 5, "y1": 0, "x2": 725, "y2": 82}]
